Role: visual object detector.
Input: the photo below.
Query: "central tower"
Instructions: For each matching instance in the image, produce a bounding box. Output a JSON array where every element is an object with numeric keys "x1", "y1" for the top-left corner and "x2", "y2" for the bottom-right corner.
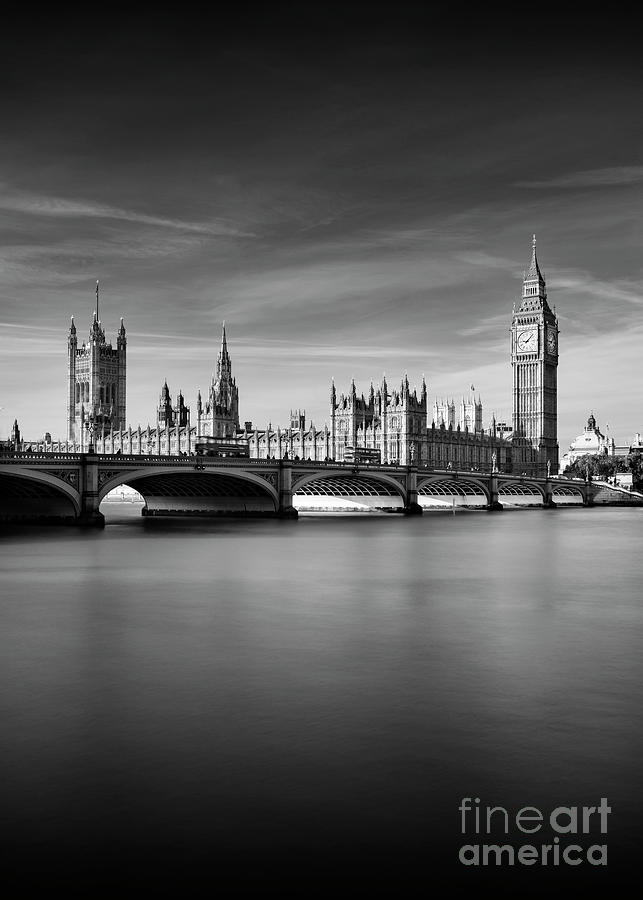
[
  {"x1": 511, "y1": 236, "x2": 559, "y2": 475},
  {"x1": 67, "y1": 282, "x2": 126, "y2": 447},
  {"x1": 196, "y1": 323, "x2": 240, "y2": 439}
]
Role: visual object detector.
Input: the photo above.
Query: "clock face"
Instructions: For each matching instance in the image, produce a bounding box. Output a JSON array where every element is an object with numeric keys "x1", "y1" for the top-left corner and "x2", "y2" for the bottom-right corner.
[
  {"x1": 517, "y1": 329, "x2": 538, "y2": 353},
  {"x1": 547, "y1": 329, "x2": 557, "y2": 353}
]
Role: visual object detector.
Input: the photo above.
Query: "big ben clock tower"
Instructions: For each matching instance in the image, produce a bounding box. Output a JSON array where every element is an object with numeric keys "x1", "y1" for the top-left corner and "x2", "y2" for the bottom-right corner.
[{"x1": 511, "y1": 235, "x2": 559, "y2": 476}]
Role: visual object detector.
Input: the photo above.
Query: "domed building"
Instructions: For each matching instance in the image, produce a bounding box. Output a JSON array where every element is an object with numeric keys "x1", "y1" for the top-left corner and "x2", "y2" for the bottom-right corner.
[{"x1": 560, "y1": 413, "x2": 613, "y2": 471}]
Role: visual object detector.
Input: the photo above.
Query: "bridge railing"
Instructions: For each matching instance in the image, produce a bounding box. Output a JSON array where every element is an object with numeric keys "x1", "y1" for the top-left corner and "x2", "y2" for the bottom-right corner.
[
  {"x1": 0, "y1": 451, "x2": 585, "y2": 487},
  {"x1": 0, "y1": 451, "x2": 82, "y2": 463}
]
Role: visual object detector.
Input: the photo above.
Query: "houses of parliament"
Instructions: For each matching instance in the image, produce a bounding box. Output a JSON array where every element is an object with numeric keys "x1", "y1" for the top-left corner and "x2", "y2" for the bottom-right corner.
[{"x1": 15, "y1": 238, "x2": 559, "y2": 476}]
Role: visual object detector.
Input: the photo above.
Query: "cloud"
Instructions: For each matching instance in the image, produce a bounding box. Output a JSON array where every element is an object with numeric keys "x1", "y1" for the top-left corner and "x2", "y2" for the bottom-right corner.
[
  {"x1": 0, "y1": 187, "x2": 252, "y2": 237},
  {"x1": 515, "y1": 166, "x2": 643, "y2": 189},
  {"x1": 456, "y1": 313, "x2": 509, "y2": 338},
  {"x1": 552, "y1": 270, "x2": 643, "y2": 309}
]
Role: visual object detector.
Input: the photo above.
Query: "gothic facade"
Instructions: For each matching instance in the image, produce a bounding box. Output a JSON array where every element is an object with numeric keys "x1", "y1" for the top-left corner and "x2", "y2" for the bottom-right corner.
[
  {"x1": 58, "y1": 323, "x2": 246, "y2": 455},
  {"x1": 511, "y1": 236, "x2": 559, "y2": 475},
  {"x1": 67, "y1": 299, "x2": 126, "y2": 445},
  {"x1": 17, "y1": 239, "x2": 557, "y2": 475},
  {"x1": 158, "y1": 381, "x2": 190, "y2": 430},
  {"x1": 433, "y1": 395, "x2": 483, "y2": 433},
  {"x1": 330, "y1": 375, "x2": 427, "y2": 464},
  {"x1": 196, "y1": 324, "x2": 239, "y2": 439},
  {"x1": 246, "y1": 376, "x2": 511, "y2": 470}
]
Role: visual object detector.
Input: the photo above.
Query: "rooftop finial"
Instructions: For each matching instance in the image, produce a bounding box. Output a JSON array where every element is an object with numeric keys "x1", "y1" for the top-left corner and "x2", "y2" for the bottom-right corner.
[{"x1": 525, "y1": 233, "x2": 544, "y2": 282}]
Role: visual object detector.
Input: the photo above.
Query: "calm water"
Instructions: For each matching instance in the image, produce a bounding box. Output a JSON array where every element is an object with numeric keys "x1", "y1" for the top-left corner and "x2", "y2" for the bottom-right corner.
[{"x1": 2, "y1": 507, "x2": 642, "y2": 895}]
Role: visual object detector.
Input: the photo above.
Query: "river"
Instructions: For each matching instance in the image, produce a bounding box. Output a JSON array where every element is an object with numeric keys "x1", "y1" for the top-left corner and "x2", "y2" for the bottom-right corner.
[{"x1": 2, "y1": 507, "x2": 642, "y2": 895}]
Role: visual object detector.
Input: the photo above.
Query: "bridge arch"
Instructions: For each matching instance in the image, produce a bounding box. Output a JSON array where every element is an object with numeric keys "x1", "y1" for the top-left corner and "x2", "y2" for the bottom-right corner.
[
  {"x1": 292, "y1": 469, "x2": 407, "y2": 504},
  {"x1": 417, "y1": 475, "x2": 491, "y2": 504},
  {"x1": 0, "y1": 467, "x2": 81, "y2": 519},
  {"x1": 551, "y1": 484, "x2": 585, "y2": 503},
  {"x1": 497, "y1": 479, "x2": 547, "y2": 501},
  {"x1": 98, "y1": 466, "x2": 279, "y2": 514}
]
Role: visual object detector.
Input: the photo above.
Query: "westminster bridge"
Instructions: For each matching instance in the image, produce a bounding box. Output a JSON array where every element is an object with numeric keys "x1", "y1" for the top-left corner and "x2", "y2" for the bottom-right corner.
[{"x1": 2, "y1": 451, "x2": 639, "y2": 526}]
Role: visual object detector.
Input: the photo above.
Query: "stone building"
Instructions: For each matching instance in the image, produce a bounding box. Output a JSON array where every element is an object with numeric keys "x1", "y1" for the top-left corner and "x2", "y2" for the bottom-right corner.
[
  {"x1": 246, "y1": 376, "x2": 511, "y2": 470},
  {"x1": 331, "y1": 374, "x2": 427, "y2": 464},
  {"x1": 559, "y1": 413, "x2": 643, "y2": 471},
  {"x1": 433, "y1": 398, "x2": 456, "y2": 429},
  {"x1": 511, "y1": 236, "x2": 559, "y2": 475},
  {"x1": 433, "y1": 395, "x2": 483, "y2": 433},
  {"x1": 67, "y1": 283, "x2": 126, "y2": 446},
  {"x1": 18, "y1": 237, "x2": 554, "y2": 474},
  {"x1": 459, "y1": 395, "x2": 483, "y2": 433},
  {"x1": 158, "y1": 381, "x2": 190, "y2": 430},
  {"x1": 247, "y1": 419, "x2": 331, "y2": 461},
  {"x1": 58, "y1": 322, "x2": 244, "y2": 455},
  {"x1": 560, "y1": 413, "x2": 610, "y2": 470},
  {"x1": 196, "y1": 323, "x2": 239, "y2": 439}
]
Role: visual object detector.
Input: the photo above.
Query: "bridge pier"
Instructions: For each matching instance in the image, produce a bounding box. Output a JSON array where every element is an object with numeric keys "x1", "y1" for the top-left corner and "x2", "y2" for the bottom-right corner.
[
  {"x1": 487, "y1": 473, "x2": 503, "y2": 511},
  {"x1": 278, "y1": 459, "x2": 299, "y2": 519},
  {"x1": 543, "y1": 478, "x2": 557, "y2": 509},
  {"x1": 403, "y1": 465, "x2": 423, "y2": 515},
  {"x1": 583, "y1": 483, "x2": 594, "y2": 507},
  {"x1": 78, "y1": 453, "x2": 105, "y2": 527}
]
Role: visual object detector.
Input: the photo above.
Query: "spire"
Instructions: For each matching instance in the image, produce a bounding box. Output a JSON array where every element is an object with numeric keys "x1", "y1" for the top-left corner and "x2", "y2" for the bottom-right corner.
[
  {"x1": 221, "y1": 320, "x2": 227, "y2": 353},
  {"x1": 69, "y1": 315, "x2": 76, "y2": 336},
  {"x1": 95, "y1": 280, "x2": 99, "y2": 321},
  {"x1": 519, "y1": 234, "x2": 550, "y2": 313},
  {"x1": 526, "y1": 234, "x2": 543, "y2": 280}
]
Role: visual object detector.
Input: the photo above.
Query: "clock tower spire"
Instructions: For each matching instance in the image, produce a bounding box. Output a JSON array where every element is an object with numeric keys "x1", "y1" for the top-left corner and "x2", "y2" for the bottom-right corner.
[{"x1": 511, "y1": 235, "x2": 559, "y2": 476}]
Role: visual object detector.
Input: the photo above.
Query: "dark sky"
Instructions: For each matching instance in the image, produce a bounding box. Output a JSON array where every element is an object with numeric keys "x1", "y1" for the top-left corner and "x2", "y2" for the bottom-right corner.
[{"x1": 1, "y1": 8, "x2": 641, "y2": 446}]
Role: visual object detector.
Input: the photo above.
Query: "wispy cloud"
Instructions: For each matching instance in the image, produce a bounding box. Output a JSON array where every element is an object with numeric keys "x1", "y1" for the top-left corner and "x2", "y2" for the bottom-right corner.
[
  {"x1": 456, "y1": 313, "x2": 509, "y2": 338},
  {"x1": 552, "y1": 270, "x2": 643, "y2": 309},
  {"x1": 515, "y1": 165, "x2": 643, "y2": 189},
  {"x1": 0, "y1": 186, "x2": 252, "y2": 237}
]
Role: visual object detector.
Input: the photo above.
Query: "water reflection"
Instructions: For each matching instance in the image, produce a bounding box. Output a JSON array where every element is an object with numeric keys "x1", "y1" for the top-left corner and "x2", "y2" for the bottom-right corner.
[{"x1": 1, "y1": 509, "x2": 642, "y2": 893}]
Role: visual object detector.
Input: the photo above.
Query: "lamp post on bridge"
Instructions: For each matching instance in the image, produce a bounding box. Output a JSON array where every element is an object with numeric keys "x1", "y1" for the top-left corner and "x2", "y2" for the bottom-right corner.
[
  {"x1": 84, "y1": 417, "x2": 97, "y2": 454},
  {"x1": 487, "y1": 450, "x2": 503, "y2": 512},
  {"x1": 84, "y1": 402, "x2": 112, "y2": 455}
]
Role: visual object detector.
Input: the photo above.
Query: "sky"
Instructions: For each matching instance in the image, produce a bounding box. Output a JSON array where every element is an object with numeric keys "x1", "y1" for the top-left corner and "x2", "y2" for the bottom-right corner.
[{"x1": 1, "y1": 8, "x2": 641, "y2": 449}]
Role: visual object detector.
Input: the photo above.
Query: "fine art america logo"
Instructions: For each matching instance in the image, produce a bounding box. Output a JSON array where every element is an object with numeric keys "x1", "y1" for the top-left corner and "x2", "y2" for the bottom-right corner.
[{"x1": 459, "y1": 798, "x2": 610, "y2": 867}]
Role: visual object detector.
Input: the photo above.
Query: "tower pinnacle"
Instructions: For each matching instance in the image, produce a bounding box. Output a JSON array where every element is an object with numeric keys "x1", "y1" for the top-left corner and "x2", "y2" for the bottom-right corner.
[
  {"x1": 526, "y1": 234, "x2": 543, "y2": 280},
  {"x1": 520, "y1": 233, "x2": 549, "y2": 312}
]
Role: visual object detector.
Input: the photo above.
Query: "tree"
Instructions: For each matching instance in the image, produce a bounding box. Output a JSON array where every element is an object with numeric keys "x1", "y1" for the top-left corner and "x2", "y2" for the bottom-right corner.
[
  {"x1": 627, "y1": 450, "x2": 643, "y2": 483},
  {"x1": 563, "y1": 453, "x2": 629, "y2": 479}
]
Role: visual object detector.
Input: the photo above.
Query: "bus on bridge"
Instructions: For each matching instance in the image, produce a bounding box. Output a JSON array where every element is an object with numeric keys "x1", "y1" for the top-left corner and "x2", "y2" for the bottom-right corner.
[{"x1": 343, "y1": 446, "x2": 382, "y2": 465}]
